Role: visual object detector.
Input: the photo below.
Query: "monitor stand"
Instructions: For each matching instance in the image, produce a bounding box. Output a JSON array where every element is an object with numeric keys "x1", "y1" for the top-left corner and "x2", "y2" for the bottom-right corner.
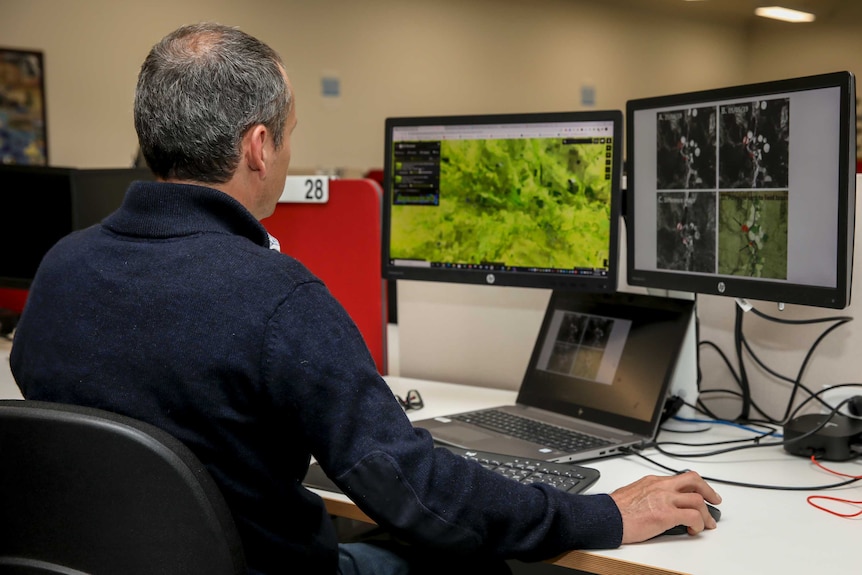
[{"x1": 648, "y1": 289, "x2": 708, "y2": 432}]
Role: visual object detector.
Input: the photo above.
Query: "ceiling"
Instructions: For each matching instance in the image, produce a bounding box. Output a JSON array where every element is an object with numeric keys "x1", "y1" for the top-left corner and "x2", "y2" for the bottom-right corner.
[{"x1": 596, "y1": 0, "x2": 862, "y2": 26}]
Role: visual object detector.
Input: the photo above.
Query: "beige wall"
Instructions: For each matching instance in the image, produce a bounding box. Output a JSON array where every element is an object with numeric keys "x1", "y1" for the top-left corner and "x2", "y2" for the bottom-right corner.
[
  {"x1": 5, "y1": 1, "x2": 858, "y2": 170},
  {"x1": 1, "y1": 0, "x2": 752, "y2": 171},
  {"x1": 4, "y1": 0, "x2": 861, "y2": 419}
]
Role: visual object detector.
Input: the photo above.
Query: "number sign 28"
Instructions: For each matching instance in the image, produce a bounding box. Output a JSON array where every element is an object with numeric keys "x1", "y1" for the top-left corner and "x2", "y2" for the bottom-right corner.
[{"x1": 278, "y1": 176, "x2": 329, "y2": 203}]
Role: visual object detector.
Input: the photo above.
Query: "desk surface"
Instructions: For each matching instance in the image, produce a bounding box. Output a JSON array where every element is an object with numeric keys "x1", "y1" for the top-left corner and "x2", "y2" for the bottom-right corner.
[
  {"x1": 0, "y1": 338, "x2": 22, "y2": 400},
  {"x1": 315, "y1": 376, "x2": 862, "y2": 575}
]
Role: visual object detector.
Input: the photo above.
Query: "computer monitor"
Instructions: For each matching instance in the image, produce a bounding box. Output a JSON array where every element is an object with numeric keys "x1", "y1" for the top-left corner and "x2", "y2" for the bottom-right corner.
[
  {"x1": 625, "y1": 71, "x2": 856, "y2": 309},
  {"x1": 382, "y1": 110, "x2": 623, "y2": 292},
  {"x1": 0, "y1": 165, "x2": 153, "y2": 289}
]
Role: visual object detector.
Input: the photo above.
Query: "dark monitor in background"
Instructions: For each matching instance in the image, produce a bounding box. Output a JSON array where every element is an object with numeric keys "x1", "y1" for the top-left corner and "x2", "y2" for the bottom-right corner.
[
  {"x1": 0, "y1": 166, "x2": 74, "y2": 289},
  {"x1": 382, "y1": 110, "x2": 623, "y2": 293},
  {"x1": 71, "y1": 168, "x2": 153, "y2": 229},
  {"x1": 0, "y1": 165, "x2": 153, "y2": 289},
  {"x1": 625, "y1": 71, "x2": 856, "y2": 309}
]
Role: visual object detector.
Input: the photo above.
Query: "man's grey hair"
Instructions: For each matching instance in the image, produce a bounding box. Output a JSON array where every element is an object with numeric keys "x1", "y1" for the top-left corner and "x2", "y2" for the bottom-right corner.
[{"x1": 134, "y1": 22, "x2": 290, "y2": 183}]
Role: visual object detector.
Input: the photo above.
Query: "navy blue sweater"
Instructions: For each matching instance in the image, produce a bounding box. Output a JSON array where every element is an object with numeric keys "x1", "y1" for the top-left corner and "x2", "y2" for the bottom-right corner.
[{"x1": 11, "y1": 181, "x2": 623, "y2": 574}]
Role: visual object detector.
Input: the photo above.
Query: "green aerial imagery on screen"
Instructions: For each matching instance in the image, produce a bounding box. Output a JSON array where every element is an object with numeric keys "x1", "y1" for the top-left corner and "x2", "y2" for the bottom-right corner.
[{"x1": 391, "y1": 137, "x2": 612, "y2": 270}]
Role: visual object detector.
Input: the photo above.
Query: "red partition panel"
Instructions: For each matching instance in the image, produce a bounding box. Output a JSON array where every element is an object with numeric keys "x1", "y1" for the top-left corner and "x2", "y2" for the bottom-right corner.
[
  {"x1": 261, "y1": 179, "x2": 388, "y2": 374},
  {"x1": 0, "y1": 288, "x2": 28, "y2": 314}
]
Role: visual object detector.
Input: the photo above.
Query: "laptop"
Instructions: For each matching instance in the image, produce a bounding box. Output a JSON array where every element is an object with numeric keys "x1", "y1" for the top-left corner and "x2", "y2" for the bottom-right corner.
[{"x1": 412, "y1": 290, "x2": 695, "y2": 463}]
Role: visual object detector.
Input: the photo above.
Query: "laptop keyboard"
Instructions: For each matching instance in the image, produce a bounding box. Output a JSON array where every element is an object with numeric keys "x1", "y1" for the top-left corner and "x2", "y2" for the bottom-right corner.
[{"x1": 450, "y1": 409, "x2": 614, "y2": 453}]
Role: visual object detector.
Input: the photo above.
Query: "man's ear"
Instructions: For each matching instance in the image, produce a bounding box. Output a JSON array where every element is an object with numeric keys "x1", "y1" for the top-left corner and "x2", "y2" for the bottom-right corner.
[{"x1": 244, "y1": 124, "x2": 269, "y2": 177}]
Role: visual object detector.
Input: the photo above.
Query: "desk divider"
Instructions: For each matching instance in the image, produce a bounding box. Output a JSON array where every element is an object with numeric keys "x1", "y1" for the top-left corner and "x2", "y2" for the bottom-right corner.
[
  {"x1": 0, "y1": 179, "x2": 389, "y2": 375},
  {"x1": 263, "y1": 178, "x2": 388, "y2": 374}
]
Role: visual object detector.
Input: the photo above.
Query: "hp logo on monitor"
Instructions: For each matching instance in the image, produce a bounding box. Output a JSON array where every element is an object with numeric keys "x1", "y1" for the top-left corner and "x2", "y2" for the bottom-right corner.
[
  {"x1": 486, "y1": 274, "x2": 496, "y2": 285},
  {"x1": 717, "y1": 281, "x2": 726, "y2": 294}
]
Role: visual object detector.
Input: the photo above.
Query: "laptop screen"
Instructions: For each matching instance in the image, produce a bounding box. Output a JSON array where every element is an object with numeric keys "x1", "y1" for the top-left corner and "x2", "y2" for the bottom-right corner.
[{"x1": 518, "y1": 291, "x2": 695, "y2": 438}]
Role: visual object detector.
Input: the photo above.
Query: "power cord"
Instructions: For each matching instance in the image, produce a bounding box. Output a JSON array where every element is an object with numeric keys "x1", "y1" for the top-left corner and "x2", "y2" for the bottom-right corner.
[
  {"x1": 658, "y1": 395, "x2": 861, "y2": 458},
  {"x1": 698, "y1": 300, "x2": 853, "y2": 425},
  {"x1": 743, "y1": 305, "x2": 852, "y2": 425},
  {"x1": 806, "y1": 458, "x2": 862, "y2": 517},
  {"x1": 619, "y1": 444, "x2": 861, "y2": 492}
]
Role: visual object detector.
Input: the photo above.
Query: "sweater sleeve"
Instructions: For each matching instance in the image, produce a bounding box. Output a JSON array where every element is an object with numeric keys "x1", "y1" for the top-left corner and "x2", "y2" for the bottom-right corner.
[{"x1": 261, "y1": 281, "x2": 624, "y2": 561}]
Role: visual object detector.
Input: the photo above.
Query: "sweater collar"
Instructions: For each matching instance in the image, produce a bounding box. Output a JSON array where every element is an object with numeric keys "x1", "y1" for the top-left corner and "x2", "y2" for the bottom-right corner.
[{"x1": 103, "y1": 180, "x2": 270, "y2": 248}]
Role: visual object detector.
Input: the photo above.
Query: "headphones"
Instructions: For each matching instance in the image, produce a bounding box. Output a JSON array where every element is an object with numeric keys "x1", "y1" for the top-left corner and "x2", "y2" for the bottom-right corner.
[{"x1": 848, "y1": 396, "x2": 862, "y2": 417}]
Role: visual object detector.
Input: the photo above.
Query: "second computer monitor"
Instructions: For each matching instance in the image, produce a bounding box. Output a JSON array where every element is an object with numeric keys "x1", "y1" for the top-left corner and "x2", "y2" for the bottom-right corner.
[
  {"x1": 382, "y1": 110, "x2": 623, "y2": 293},
  {"x1": 626, "y1": 71, "x2": 856, "y2": 309}
]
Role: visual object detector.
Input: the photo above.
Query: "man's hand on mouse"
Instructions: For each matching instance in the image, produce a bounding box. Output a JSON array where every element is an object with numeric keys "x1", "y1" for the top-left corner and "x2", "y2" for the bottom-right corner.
[{"x1": 609, "y1": 470, "x2": 721, "y2": 544}]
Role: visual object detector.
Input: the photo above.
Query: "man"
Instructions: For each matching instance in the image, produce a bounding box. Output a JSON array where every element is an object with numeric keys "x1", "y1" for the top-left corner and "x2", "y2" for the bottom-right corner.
[{"x1": 10, "y1": 22, "x2": 720, "y2": 575}]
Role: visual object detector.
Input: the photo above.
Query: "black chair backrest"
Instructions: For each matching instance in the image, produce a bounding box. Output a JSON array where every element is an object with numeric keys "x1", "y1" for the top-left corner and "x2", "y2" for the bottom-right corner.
[{"x1": 0, "y1": 399, "x2": 247, "y2": 575}]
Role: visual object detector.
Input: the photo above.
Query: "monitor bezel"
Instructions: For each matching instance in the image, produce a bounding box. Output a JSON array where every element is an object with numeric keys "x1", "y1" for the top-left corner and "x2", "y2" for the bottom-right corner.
[
  {"x1": 382, "y1": 110, "x2": 624, "y2": 292},
  {"x1": 0, "y1": 165, "x2": 76, "y2": 290},
  {"x1": 624, "y1": 71, "x2": 856, "y2": 309}
]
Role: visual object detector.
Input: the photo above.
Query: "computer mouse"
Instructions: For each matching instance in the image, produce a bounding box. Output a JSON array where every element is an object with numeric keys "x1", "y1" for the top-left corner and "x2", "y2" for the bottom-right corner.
[{"x1": 659, "y1": 503, "x2": 721, "y2": 536}]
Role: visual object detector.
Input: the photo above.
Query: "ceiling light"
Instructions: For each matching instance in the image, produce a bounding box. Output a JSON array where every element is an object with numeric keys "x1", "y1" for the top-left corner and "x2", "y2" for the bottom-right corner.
[{"x1": 754, "y1": 6, "x2": 816, "y2": 23}]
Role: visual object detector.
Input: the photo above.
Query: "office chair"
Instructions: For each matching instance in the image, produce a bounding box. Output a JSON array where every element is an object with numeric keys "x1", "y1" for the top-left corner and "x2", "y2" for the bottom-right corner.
[{"x1": 0, "y1": 399, "x2": 247, "y2": 575}]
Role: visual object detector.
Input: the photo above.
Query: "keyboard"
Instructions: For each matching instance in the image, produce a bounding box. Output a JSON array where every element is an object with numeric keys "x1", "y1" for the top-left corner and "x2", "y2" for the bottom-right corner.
[
  {"x1": 303, "y1": 444, "x2": 600, "y2": 495},
  {"x1": 448, "y1": 445, "x2": 600, "y2": 493},
  {"x1": 450, "y1": 409, "x2": 613, "y2": 453}
]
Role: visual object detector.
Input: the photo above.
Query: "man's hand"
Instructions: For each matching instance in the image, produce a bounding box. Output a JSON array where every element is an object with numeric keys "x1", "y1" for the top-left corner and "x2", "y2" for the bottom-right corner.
[{"x1": 610, "y1": 471, "x2": 721, "y2": 543}]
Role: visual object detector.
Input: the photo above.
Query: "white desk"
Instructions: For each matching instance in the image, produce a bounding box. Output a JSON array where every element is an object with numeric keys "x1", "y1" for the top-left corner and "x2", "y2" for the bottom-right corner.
[
  {"x1": 0, "y1": 338, "x2": 22, "y2": 400},
  {"x1": 315, "y1": 376, "x2": 862, "y2": 575}
]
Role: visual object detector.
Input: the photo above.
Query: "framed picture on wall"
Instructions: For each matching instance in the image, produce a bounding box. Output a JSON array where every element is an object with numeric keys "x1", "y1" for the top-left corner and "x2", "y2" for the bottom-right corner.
[{"x1": 0, "y1": 48, "x2": 47, "y2": 165}]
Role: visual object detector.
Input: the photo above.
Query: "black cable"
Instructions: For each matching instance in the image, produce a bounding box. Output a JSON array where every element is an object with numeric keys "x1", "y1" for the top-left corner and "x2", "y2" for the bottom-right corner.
[
  {"x1": 748, "y1": 307, "x2": 852, "y2": 326},
  {"x1": 654, "y1": 396, "x2": 860, "y2": 459},
  {"x1": 697, "y1": 384, "x2": 776, "y2": 423},
  {"x1": 749, "y1": 307, "x2": 853, "y2": 423},
  {"x1": 697, "y1": 340, "x2": 741, "y2": 420},
  {"x1": 698, "y1": 340, "x2": 740, "y2": 387},
  {"x1": 621, "y1": 446, "x2": 861, "y2": 491},
  {"x1": 740, "y1": 338, "x2": 795, "y2": 385},
  {"x1": 624, "y1": 397, "x2": 862, "y2": 490},
  {"x1": 702, "y1": 301, "x2": 853, "y2": 425},
  {"x1": 733, "y1": 302, "x2": 803, "y2": 422},
  {"x1": 784, "y1": 382, "x2": 862, "y2": 421},
  {"x1": 677, "y1": 395, "x2": 777, "y2": 432},
  {"x1": 780, "y1": 319, "x2": 851, "y2": 423},
  {"x1": 692, "y1": 295, "x2": 702, "y2": 393},
  {"x1": 694, "y1": 389, "x2": 735, "y2": 421},
  {"x1": 680, "y1": 397, "x2": 716, "y2": 420},
  {"x1": 675, "y1": 401, "x2": 779, "y2": 433},
  {"x1": 734, "y1": 304, "x2": 752, "y2": 421},
  {"x1": 746, "y1": 339, "x2": 842, "y2": 421},
  {"x1": 739, "y1": 337, "x2": 831, "y2": 423},
  {"x1": 742, "y1": 311, "x2": 852, "y2": 424}
]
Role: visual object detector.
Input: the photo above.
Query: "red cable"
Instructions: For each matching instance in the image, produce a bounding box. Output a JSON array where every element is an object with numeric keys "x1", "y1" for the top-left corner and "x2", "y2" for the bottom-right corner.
[{"x1": 806, "y1": 455, "x2": 862, "y2": 518}]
